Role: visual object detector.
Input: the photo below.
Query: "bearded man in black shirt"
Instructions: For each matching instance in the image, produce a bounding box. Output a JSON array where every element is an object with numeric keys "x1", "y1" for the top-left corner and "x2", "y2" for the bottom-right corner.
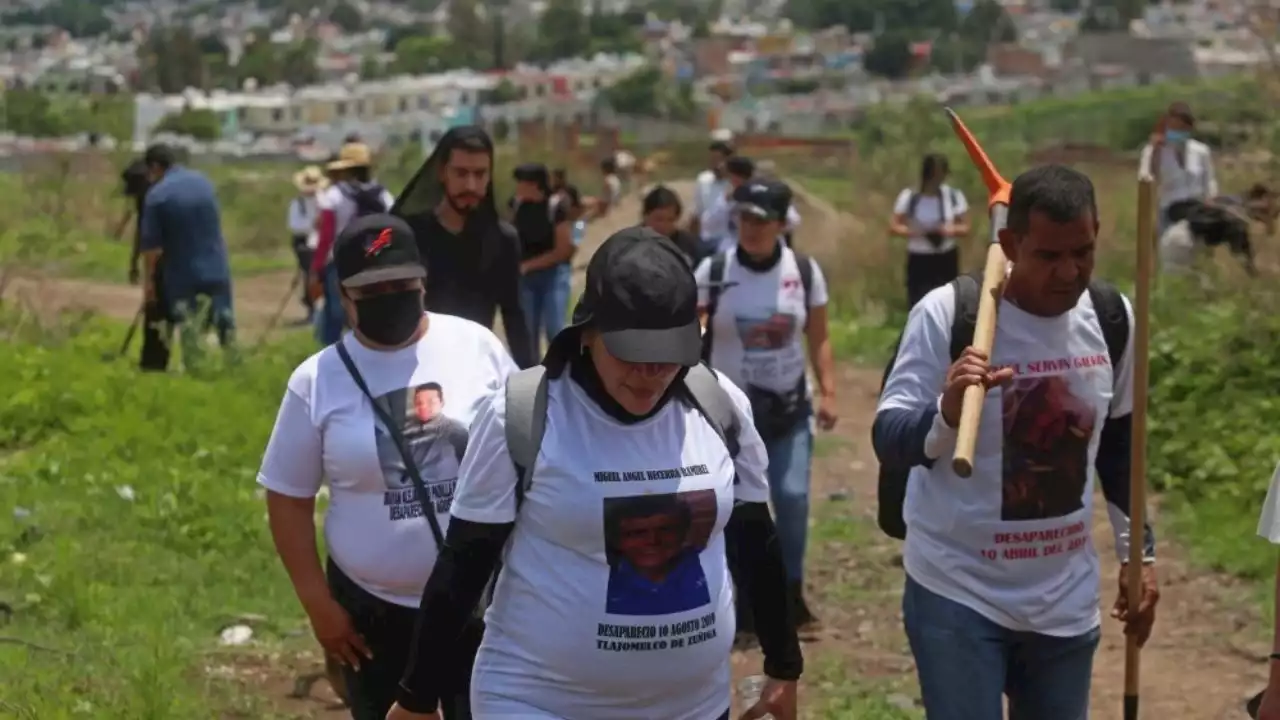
[{"x1": 392, "y1": 126, "x2": 535, "y2": 368}]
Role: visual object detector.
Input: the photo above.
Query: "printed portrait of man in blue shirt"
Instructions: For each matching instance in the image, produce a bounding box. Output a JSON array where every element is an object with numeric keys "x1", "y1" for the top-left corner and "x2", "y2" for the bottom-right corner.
[{"x1": 603, "y1": 491, "x2": 714, "y2": 616}]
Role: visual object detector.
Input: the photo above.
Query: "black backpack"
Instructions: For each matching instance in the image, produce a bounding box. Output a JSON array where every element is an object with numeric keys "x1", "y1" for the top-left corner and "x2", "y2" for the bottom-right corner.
[
  {"x1": 339, "y1": 181, "x2": 389, "y2": 218},
  {"x1": 874, "y1": 272, "x2": 1130, "y2": 540},
  {"x1": 700, "y1": 249, "x2": 814, "y2": 363}
]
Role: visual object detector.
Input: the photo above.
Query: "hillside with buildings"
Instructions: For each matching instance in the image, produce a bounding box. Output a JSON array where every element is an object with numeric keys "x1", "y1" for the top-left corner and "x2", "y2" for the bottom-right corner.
[{"x1": 0, "y1": 0, "x2": 1275, "y2": 156}]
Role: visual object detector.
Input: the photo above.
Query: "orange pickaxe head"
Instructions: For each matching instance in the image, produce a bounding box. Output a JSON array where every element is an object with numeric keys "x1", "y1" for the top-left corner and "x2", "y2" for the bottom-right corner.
[{"x1": 944, "y1": 107, "x2": 1012, "y2": 214}]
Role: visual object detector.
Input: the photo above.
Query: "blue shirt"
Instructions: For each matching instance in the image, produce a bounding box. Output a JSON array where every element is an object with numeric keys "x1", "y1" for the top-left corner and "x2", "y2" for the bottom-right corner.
[
  {"x1": 555, "y1": 219, "x2": 586, "y2": 285},
  {"x1": 605, "y1": 548, "x2": 710, "y2": 616},
  {"x1": 139, "y1": 166, "x2": 231, "y2": 298}
]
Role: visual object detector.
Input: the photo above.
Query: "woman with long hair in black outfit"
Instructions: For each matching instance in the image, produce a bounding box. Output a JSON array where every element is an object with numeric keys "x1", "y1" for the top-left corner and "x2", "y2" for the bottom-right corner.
[{"x1": 888, "y1": 154, "x2": 971, "y2": 308}]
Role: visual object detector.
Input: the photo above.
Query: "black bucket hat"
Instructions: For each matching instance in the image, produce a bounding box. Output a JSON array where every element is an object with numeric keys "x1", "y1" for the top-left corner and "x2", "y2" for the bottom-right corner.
[{"x1": 548, "y1": 227, "x2": 701, "y2": 367}]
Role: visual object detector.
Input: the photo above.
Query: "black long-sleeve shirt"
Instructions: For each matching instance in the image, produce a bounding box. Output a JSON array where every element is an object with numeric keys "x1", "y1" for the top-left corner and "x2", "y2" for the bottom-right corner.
[{"x1": 409, "y1": 212, "x2": 536, "y2": 368}]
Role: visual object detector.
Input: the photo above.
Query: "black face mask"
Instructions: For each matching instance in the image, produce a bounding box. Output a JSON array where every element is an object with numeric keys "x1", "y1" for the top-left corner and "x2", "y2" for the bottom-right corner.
[{"x1": 352, "y1": 290, "x2": 423, "y2": 345}]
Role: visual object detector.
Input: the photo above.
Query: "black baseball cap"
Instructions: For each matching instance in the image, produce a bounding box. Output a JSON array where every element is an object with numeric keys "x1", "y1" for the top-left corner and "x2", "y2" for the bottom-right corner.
[
  {"x1": 734, "y1": 180, "x2": 789, "y2": 222},
  {"x1": 334, "y1": 213, "x2": 426, "y2": 288},
  {"x1": 563, "y1": 227, "x2": 701, "y2": 366}
]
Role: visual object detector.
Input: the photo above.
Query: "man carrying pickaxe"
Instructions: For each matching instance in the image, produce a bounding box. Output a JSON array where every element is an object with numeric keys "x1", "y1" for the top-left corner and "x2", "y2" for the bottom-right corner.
[{"x1": 873, "y1": 150, "x2": 1161, "y2": 717}]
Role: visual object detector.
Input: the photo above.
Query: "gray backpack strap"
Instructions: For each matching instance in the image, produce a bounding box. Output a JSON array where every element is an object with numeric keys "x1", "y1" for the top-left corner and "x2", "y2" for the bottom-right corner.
[
  {"x1": 504, "y1": 366, "x2": 549, "y2": 509},
  {"x1": 682, "y1": 364, "x2": 740, "y2": 459}
]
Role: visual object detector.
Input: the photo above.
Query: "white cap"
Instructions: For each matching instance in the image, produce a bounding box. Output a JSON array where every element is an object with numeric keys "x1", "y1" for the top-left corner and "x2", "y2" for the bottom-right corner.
[{"x1": 710, "y1": 129, "x2": 734, "y2": 142}]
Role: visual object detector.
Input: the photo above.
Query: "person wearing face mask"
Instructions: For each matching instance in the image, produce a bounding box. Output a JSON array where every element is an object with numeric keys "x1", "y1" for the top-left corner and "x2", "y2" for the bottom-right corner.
[
  {"x1": 258, "y1": 213, "x2": 518, "y2": 720},
  {"x1": 1139, "y1": 101, "x2": 1219, "y2": 237},
  {"x1": 393, "y1": 126, "x2": 535, "y2": 369},
  {"x1": 386, "y1": 228, "x2": 803, "y2": 720},
  {"x1": 695, "y1": 180, "x2": 838, "y2": 641}
]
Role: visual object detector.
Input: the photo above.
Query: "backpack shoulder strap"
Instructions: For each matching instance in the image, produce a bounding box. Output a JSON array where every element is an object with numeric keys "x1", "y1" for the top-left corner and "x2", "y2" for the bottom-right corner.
[
  {"x1": 503, "y1": 366, "x2": 549, "y2": 510},
  {"x1": 1086, "y1": 280, "x2": 1130, "y2": 383},
  {"x1": 700, "y1": 251, "x2": 729, "y2": 363},
  {"x1": 682, "y1": 364, "x2": 740, "y2": 458},
  {"x1": 792, "y1": 250, "x2": 814, "y2": 307},
  {"x1": 949, "y1": 272, "x2": 981, "y2": 362},
  {"x1": 906, "y1": 191, "x2": 920, "y2": 218}
]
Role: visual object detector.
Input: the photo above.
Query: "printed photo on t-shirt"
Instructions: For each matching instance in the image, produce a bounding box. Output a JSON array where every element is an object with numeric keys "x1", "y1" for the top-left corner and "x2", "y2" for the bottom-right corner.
[
  {"x1": 734, "y1": 312, "x2": 798, "y2": 352},
  {"x1": 1000, "y1": 376, "x2": 1094, "y2": 521},
  {"x1": 374, "y1": 383, "x2": 469, "y2": 522},
  {"x1": 602, "y1": 490, "x2": 716, "y2": 617}
]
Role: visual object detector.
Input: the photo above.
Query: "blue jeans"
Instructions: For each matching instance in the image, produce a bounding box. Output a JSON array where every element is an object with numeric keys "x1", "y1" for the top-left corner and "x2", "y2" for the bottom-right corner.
[
  {"x1": 316, "y1": 262, "x2": 345, "y2": 346},
  {"x1": 765, "y1": 417, "x2": 813, "y2": 583},
  {"x1": 902, "y1": 575, "x2": 1100, "y2": 720},
  {"x1": 520, "y1": 267, "x2": 568, "y2": 354}
]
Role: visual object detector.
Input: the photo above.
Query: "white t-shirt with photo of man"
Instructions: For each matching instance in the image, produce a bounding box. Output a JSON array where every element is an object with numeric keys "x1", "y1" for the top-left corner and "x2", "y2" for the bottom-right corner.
[{"x1": 257, "y1": 313, "x2": 517, "y2": 607}]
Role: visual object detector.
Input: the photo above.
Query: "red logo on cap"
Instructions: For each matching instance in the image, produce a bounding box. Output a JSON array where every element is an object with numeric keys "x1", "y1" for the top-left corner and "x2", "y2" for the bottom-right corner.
[{"x1": 365, "y1": 228, "x2": 393, "y2": 257}]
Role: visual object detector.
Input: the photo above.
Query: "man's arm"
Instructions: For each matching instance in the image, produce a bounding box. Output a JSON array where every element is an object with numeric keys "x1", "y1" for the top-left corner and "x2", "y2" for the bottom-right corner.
[
  {"x1": 1096, "y1": 414, "x2": 1156, "y2": 563},
  {"x1": 871, "y1": 293, "x2": 954, "y2": 468},
  {"x1": 496, "y1": 226, "x2": 536, "y2": 368},
  {"x1": 138, "y1": 194, "x2": 164, "y2": 301},
  {"x1": 1099, "y1": 295, "x2": 1155, "y2": 563}
]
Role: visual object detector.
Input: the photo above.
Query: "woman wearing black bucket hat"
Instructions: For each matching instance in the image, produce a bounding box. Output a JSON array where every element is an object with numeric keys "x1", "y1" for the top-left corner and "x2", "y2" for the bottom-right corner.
[{"x1": 387, "y1": 228, "x2": 803, "y2": 720}]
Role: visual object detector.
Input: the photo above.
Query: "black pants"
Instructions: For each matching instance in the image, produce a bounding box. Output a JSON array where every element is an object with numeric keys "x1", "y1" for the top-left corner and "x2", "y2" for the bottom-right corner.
[
  {"x1": 140, "y1": 261, "x2": 170, "y2": 372},
  {"x1": 906, "y1": 248, "x2": 960, "y2": 308},
  {"x1": 292, "y1": 236, "x2": 315, "y2": 316},
  {"x1": 327, "y1": 560, "x2": 476, "y2": 720}
]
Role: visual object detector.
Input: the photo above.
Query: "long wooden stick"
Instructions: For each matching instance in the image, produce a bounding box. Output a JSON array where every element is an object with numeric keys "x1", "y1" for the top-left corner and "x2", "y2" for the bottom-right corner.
[
  {"x1": 1125, "y1": 177, "x2": 1155, "y2": 720},
  {"x1": 944, "y1": 107, "x2": 1013, "y2": 478}
]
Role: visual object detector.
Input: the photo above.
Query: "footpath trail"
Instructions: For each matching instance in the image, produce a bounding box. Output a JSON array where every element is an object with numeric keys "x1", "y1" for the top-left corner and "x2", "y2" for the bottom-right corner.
[
  {"x1": 12, "y1": 178, "x2": 1270, "y2": 718},
  {"x1": 2, "y1": 269, "x2": 307, "y2": 338}
]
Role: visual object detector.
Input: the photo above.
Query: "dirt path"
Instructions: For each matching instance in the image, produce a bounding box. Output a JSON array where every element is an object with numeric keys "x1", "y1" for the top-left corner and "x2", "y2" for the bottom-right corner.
[{"x1": 2, "y1": 269, "x2": 307, "y2": 338}]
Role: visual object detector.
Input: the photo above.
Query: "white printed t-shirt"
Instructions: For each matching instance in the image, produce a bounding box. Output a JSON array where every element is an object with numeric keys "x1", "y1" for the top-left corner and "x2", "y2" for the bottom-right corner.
[
  {"x1": 892, "y1": 185, "x2": 969, "y2": 255},
  {"x1": 694, "y1": 247, "x2": 829, "y2": 395},
  {"x1": 878, "y1": 284, "x2": 1135, "y2": 637},
  {"x1": 257, "y1": 313, "x2": 517, "y2": 607},
  {"x1": 452, "y1": 369, "x2": 770, "y2": 719}
]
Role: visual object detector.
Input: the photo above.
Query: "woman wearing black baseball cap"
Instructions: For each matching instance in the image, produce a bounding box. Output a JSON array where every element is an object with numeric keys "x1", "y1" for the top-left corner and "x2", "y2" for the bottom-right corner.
[
  {"x1": 258, "y1": 214, "x2": 519, "y2": 720},
  {"x1": 389, "y1": 228, "x2": 803, "y2": 720}
]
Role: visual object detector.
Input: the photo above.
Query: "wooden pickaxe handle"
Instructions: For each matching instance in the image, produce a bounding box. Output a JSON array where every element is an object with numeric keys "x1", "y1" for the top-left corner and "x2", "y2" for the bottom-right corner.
[{"x1": 943, "y1": 107, "x2": 1012, "y2": 478}]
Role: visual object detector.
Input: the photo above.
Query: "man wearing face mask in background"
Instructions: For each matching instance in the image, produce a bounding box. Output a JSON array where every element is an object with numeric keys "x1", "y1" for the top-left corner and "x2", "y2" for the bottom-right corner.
[{"x1": 392, "y1": 126, "x2": 535, "y2": 369}]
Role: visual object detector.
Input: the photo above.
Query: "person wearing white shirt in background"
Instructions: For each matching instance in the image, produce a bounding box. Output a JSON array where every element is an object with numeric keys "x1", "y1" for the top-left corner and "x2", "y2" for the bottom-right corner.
[
  {"x1": 695, "y1": 179, "x2": 838, "y2": 639},
  {"x1": 690, "y1": 140, "x2": 736, "y2": 261},
  {"x1": 259, "y1": 214, "x2": 517, "y2": 720},
  {"x1": 288, "y1": 166, "x2": 327, "y2": 322},
  {"x1": 1138, "y1": 101, "x2": 1218, "y2": 237},
  {"x1": 889, "y1": 154, "x2": 971, "y2": 308},
  {"x1": 873, "y1": 165, "x2": 1160, "y2": 720},
  {"x1": 701, "y1": 156, "x2": 758, "y2": 257}
]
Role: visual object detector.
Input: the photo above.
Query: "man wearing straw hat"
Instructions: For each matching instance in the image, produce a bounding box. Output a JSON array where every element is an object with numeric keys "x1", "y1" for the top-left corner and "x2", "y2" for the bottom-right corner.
[
  {"x1": 311, "y1": 142, "x2": 395, "y2": 346},
  {"x1": 873, "y1": 164, "x2": 1160, "y2": 719},
  {"x1": 288, "y1": 166, "x2": 327, "y2": 323}
]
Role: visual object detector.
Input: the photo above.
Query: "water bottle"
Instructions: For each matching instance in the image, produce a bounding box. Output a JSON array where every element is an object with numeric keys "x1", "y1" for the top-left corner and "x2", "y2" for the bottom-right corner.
[{"x1": 737, "y1": 675, "x2": 772, "y2": 719}]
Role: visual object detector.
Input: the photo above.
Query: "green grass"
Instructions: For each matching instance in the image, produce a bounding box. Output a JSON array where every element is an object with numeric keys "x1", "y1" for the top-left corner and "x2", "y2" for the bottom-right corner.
[{"x1": 0, "y1": 316, "x2": 318, "y2": 717}]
